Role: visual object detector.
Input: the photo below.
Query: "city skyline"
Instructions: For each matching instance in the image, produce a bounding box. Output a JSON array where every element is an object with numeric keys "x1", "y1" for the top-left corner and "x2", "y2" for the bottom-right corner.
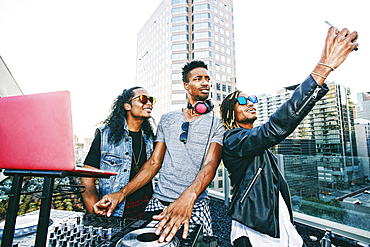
[{"x1": 0, "y1": 0, "x2": 368, "y2": 139}]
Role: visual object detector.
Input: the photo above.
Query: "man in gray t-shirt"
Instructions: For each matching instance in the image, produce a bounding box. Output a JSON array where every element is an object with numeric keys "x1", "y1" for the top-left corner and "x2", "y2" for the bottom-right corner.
[
  {"x1": 93, "y1": 60, "x2": 225, "y2": 243},
  {"x1": 153, "y1": 109, "x2": 224, "y2": 203}
]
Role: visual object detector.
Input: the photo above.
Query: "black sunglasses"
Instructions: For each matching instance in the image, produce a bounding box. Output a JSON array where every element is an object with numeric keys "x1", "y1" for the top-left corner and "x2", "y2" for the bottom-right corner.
[
  {"x1": 180, "y1": 122, "x2": 189, "y2": 144},
  {"x1": 237, "y1": 95, "x2": 258, "y2": 105},
  {"x1": 131, "y1": 95, "x2": 156, "y2": 105}
]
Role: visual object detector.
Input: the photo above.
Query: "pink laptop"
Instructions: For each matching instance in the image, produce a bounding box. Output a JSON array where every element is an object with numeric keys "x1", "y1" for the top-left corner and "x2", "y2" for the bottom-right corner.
[{"x1": 0, "y1": 91, "x2": 117, "y2": 176}]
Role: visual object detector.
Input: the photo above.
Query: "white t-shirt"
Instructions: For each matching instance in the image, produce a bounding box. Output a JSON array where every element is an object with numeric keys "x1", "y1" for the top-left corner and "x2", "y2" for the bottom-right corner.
[{"x1": 231, "y1": 192, "x2": 303, "y2": 247}]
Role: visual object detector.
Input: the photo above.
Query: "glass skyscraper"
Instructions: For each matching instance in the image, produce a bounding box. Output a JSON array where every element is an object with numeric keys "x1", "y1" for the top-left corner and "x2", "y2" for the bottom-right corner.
[{"x1": 135, "y1": 0, "x2": 237, "y2": 122}]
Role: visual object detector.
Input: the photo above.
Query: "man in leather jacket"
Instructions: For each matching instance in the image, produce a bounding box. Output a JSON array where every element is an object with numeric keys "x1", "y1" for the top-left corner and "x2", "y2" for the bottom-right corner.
[{"x1": 220, "y1": 26, "x2": 358, "y2": 247}]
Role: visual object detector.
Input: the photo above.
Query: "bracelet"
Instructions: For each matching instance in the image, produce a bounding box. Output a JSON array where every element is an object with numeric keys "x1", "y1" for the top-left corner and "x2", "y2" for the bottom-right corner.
[
  {"x1": 311, "y1": 72, "x2": 327, "y2": 79},
  {"x1": 318, "y1": 62, "x2": 335, "y2": 71}
]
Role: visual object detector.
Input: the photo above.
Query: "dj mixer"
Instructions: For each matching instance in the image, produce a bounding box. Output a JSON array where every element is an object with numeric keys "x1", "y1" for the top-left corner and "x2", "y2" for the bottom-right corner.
[{"x1": 0, "y1": 210, "x2": 217, "y2": 247}]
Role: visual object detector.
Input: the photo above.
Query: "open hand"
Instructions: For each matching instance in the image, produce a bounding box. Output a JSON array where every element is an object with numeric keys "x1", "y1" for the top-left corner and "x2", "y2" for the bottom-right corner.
[{"x1": 152, "y1": 195, "x2": 196, "y2": 243}]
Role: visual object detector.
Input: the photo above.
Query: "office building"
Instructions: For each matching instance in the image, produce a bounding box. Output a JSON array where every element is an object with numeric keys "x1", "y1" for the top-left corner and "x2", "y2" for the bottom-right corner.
[
  {"x1": 354, "y1": 119, "x2": 370, "y2": 180},
  {"x1": 255, "y1": 81, "x2": 358, "y2": 189},
  {"x1": 135, "y1": 0, "x2": 237, "y2": 122},
  {"x1": 357, "y1": 92, "x2": 370, "y2": 122}
]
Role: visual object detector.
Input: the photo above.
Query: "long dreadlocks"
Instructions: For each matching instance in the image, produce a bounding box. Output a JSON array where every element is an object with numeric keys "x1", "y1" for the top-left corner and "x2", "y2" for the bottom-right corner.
[
  {"x1": 101, "y1": 87, "x2": 155, "y2": 145},
  {"x1": 220, "y1": 90, "x2": 242, "y2": 131}
]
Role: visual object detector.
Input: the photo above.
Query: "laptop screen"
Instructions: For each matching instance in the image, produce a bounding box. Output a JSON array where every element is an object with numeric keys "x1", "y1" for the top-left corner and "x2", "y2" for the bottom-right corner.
[{"x1": 0, "y1": 91, "x2": 76, "y2": 171}]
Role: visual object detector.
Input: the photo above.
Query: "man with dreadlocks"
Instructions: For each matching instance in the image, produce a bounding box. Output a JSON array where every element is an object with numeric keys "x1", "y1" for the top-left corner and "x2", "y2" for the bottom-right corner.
[
  {"x1": 220, "y1": 26, "x2": 358, "y2": 246},
  {"x1": 81, "y1": 86, "x2": 156, "y2": 219}
]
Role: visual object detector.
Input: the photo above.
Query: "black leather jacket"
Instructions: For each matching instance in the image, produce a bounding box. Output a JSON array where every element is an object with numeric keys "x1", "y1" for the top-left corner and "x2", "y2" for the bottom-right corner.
[{"x1": 222, "y1": 75, "x2": 329, "y2": 238}]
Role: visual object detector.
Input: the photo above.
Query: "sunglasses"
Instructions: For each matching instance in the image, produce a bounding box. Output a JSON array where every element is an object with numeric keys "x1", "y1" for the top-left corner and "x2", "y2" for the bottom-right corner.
[
  {"x1": 131, "y1": 95, "x2": 156, "y2": 105},
  {"x1": 180, "y1": 122, "x2": 189, "y2": 144},
  {"x1": 237, "y1": 96, "x2": 258, "y2": 105}
]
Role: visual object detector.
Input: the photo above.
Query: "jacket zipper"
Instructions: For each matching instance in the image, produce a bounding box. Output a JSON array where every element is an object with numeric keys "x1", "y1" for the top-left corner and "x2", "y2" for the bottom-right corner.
[
  {"x1": 239, "y1": 167, "x2": 263, "y2": 204},
  {"x1": 296, "y1": 86, "x2": 321, "y2": 116}
]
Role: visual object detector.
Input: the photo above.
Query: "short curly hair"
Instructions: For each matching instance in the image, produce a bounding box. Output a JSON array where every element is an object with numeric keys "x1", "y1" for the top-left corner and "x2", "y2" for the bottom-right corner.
[{"x1": 182, "y1": 60, "x2": 208, "y2": 83}]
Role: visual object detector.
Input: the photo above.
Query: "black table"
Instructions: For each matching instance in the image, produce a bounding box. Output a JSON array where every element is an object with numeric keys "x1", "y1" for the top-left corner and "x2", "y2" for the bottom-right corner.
[{"x1": 1, "y1": 169, "x2": 114, "y2": 247}]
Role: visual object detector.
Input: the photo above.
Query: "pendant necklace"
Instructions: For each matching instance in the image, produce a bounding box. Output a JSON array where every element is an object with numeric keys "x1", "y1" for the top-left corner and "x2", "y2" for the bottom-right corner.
[{"x1": 132, "y1": 131, "x2": 143, "y2": 173}]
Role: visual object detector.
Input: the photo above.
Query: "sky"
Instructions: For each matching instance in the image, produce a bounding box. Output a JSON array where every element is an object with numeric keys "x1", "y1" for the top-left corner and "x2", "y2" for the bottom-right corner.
[{"x1": 0, "y1": 0, "x2": 368, "y2": 139}]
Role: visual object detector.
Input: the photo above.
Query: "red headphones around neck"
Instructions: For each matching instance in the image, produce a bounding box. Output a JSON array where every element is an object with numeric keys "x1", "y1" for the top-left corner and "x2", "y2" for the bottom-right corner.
[{"x1": 187, "y1": 100, "x2": 214, "y2": 114}]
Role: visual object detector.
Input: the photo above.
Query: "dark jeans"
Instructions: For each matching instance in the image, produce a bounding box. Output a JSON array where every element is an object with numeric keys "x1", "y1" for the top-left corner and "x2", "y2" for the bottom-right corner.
[{"x1": 233, "y1": 236, "x2": 307, "y2": 247}]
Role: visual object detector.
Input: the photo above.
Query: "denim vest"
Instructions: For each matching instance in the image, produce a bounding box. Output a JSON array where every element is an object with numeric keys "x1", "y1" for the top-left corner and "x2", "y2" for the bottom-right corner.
[{"x1": 97, "y1": 120, "x2": 154, "y2": 217}]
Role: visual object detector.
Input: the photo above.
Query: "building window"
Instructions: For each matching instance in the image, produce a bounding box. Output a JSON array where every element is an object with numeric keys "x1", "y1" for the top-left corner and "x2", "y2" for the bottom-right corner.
[
  {"x1": 216, "y1": 83, "x2": 220, "y2": 90},
  {"x1": 171, "y1": 43, "x2": 188, "y2": 51},
  {"x1": 215, "y1": 53, "x2": 220, "y2": 61},
  {"x1": 228, "y1": 85, "x2": 232, "y2": 92},
  {"x1": 192, "y1": 13, "x2": 210, "y2": 21},
  {"x1": 171, "y1": 16, "x2": 188, "y2": 23},
  {"x1": 193, "y1": 22, "x2": 211, "y2": 30},
  {"x1": 192, "y1": 31, "x2": 211, "y2": 40},
  {"x1": 218, "y1": 169, "x2": 222, "y2": 177},
  {"x1": 171, "y1": 73, "x2": 182, "y2": 80},
  {"x1": 193, "y1": 3, "x2": 210, "y2": 12},
  {"x1": 218, "y1": 180, "x2": 223, "y2": 188},
  {"x1": 171, "y1": 7, "x2": 188, "y2": 14},
  {"x1": 171, "y1": 83, "x2": 184, "y2": 90},
  {"x1": 192, "y1": 41, "x2": 211, "y2": 49},
  {"x1": 171, "y1": 53, "x2": 189, "y2": 60},
  {"x1": 172, "y1": 25, "x2": 188, "y2": 32},
  {"x1": 193, "y1": 51, "x2": 211, "y2": 59},
  {"x1": 217, "y1": 93, "x2": 221, "y2": 101},
  {"x1": 171, "y1": 0, "x2": 188, "y2": 5},
  {"x1": 222, "y1": 84, "x2": 226, "y2": 92},
  {"x1": 171, "y1": 34, "x2": 188, "y2": 41},
  {"x1": 171, "y1": 93, "x2": 187, "y2": 100}
]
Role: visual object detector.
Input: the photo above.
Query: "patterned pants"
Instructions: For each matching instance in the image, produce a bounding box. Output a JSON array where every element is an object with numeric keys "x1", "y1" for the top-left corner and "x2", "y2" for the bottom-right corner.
[{"x1": 145, "y1": 197, "x2": 213, "y2": 236}]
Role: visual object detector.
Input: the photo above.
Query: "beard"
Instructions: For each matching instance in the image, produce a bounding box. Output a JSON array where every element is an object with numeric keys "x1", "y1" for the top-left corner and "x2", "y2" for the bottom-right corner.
[{"x1": 193, "y1": 93, "x2": 209, "y2": 102}]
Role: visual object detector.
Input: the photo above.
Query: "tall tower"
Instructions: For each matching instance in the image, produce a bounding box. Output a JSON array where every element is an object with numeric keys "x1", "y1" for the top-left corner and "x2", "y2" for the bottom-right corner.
[
  {"x1": 136, "y1": 0, "x2": 237, "y2": 122},
  {"x1": 357, "y1": 92, "x2": 370, "y2": 122}
]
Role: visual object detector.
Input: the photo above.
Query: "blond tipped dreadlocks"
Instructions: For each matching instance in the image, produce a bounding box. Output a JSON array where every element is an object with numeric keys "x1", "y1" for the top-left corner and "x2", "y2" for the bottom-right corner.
[{"x1": 220, "y1": 90, "x2": 242, "y2": 131}]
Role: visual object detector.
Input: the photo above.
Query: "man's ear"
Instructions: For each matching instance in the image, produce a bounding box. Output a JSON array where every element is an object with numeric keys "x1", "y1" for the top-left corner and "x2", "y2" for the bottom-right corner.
[
  {"x1": 183, "y1": 82, "x2": 189, "y2": 90},
  {"x1": 124, "y1": 103, "x2": 131, "y2": 111}
]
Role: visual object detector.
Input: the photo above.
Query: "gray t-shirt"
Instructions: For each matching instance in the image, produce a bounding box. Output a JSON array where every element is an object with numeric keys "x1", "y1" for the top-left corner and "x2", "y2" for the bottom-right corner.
[{"x1": 153, "y1": 109, "x2": 225, "y2": 202}]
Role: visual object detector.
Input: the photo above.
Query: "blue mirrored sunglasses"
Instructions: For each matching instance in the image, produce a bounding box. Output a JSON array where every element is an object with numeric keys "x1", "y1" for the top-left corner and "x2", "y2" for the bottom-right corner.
[{"x1": 237, "y1": 96, "x2": 258, "y2": 105}]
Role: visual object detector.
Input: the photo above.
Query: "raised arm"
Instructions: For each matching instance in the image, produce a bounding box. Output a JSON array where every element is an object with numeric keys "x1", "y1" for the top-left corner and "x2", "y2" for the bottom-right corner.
[
  {"x1": 92, "y1": 142, "x2": 166, "y2": 217},
  {"x1": 153, "y1": 142, "x2": 223, "y2": 243}
]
